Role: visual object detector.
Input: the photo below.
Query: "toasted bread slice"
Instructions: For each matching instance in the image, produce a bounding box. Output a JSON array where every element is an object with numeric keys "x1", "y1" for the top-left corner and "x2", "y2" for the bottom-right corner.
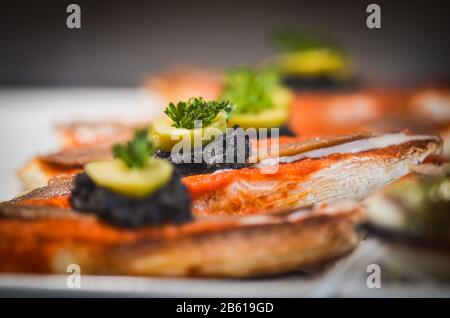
[{"x1": 0, "y1": 192, "x2": 362, "y2": 277}]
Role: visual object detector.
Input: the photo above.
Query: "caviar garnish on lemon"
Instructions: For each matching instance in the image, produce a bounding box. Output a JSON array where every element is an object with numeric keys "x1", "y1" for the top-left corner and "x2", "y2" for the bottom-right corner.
[
  {"x1": 83, "y1": 129, "x2": 173, "y2": 198},
  {"x1": 220, "y1": 68, "x2": 293, "y2": 130},
  {"x1": 271, "y1": 29, "x2": 351, "y2": 79},
  {"x1": 277, "y1": 49, "x2": 347, "y2": 77},
  {"x1": 70, "y1": 128, "x2": 192, "y2": 227},
  {"x1": 151, "y1": 97, "x2": 231, "y2": 152},
  {"x1": 85, "y1": 159, "x2": 173, "y2": 198}
]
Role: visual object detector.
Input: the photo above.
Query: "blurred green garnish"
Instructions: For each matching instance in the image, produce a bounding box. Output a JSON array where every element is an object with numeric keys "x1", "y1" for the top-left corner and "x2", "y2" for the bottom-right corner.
[
  {"x1": 271, "y1": 28, "x2": 344, "y2": 53},
  {"x1": 113, "y1": 128, "x2": 155, "y2": 169},
  {"x1": 387, "y1": 167, "x2": 450, "y2": 237},
  {"x1": 220, "y1": 68, "x2": 282, "y2": 114},
  {"x1": 269, "y1": 29, "x2": 351, "y2": 78}
]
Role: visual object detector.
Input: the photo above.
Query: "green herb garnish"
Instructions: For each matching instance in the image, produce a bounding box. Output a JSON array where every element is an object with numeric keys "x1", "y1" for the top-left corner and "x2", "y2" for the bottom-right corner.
[
  {"x1": 164, "y1": 97, "x2": 232, "y2": 129},
  {"x1": 271, "y1": 28, "x2": 344, "y2": 53},
  {"x1": 220, "y1": 68, "x2": 281, "y2": 114},
  {"x1": 113, "y1": 128, "x2": 155, "y2": 168}
]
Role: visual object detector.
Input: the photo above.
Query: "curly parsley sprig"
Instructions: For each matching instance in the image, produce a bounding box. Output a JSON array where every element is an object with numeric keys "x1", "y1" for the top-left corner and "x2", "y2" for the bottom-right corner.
[
  {"x1": 113, "y1": 128, "x2": 155, "y2": 168},
  {"x1": 164, "y1": 97, "x2": 232, "y2": 129}
]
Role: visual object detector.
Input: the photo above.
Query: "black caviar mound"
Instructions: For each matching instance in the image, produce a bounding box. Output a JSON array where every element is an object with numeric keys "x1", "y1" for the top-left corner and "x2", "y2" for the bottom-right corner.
[
  {"x1": 155, "y1": 126, "x2": 251, "y2": 177},
  {"x1": 70, "y1": 171, "x2": 192, "y2": 228},
  {"x1": 283, "y1": 76, "x2": 359, "y2": 91}
]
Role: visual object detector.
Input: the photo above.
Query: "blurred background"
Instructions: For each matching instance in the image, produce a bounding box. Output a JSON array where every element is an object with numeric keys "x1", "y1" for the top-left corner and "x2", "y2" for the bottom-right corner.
[{"x1": 1, "y1": 0, "x2": 449, "y2": 87}]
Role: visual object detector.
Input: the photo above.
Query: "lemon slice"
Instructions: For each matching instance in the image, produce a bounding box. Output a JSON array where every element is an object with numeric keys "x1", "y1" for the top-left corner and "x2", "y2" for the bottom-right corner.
[
  {"x1": 227, "y1": 87, "x2": 292, "y2": 130},
  {"x1": 228, "y1": 106, "x2": 288, "y2": 130},
  {"x1": 270, "y1": 87, "x2": 294, "y2": 109},
  {"x1": 85, "y1": 159, "x2": 173, "y2": 198},
  {"x1": 151, "y1": 111, "x2": 227, "y2": 152},
  {"x1": 278, "y1": 49, "x2": 346, "y2": 76}
]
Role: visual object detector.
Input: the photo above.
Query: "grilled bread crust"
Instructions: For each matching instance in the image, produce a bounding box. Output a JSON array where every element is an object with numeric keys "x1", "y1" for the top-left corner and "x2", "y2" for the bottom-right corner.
[{"x1": 0, "y1": 196, "x2": 362, "y2": 277}]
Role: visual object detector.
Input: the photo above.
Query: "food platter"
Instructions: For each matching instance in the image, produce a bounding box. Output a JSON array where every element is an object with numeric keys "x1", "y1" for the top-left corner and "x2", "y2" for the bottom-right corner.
[{"x1": 1, "y1": 88, "x2": 448, "y2": 297}]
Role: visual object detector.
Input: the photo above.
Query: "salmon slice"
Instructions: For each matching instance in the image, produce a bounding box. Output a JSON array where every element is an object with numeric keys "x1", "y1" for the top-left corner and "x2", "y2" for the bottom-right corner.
[
  {"x1": 16, "y1": 132, "x2": 442, "y2": 216},
  {"x1": 184, "y1": 133, "x2": 442, "y2": 215}
]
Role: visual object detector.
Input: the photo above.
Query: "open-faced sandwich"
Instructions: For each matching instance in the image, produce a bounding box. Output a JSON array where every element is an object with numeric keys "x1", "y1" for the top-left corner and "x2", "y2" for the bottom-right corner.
[
  {"x1": 1, "y1": 128, "x2": 364, "y2": 277},
  {"x1": 269, "y1": 28, "x2": 355, "y2": 90},
  {"x1": 0, "y1": 122, "x2": 443, "y2": 276},
  {"x1": 289, "y1": 86, "x2": 450, "y2": 157}
]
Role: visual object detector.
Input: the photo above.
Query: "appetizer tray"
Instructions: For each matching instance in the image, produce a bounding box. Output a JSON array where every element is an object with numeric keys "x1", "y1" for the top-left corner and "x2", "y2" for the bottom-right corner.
[{"x1": 0, "y1": 88, "x2": 448, "y2": 298}]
